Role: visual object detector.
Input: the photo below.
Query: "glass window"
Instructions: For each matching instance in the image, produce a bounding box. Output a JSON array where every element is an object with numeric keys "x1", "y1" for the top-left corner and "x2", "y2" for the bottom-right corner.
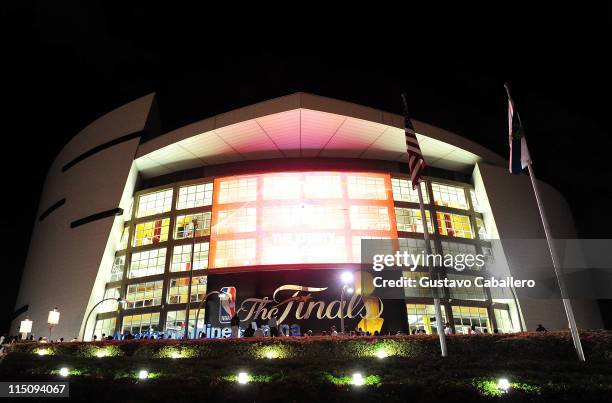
[
  {"x1": 174, "y1": 213, "x2": 211, "y2": 239},
  {"x1": 352, "y1": 236, "x2": 390, "y2": 262},
  {"x1": 263, "y1": 175, "x2": 301, "y2": 200},
  {"x1": 395, "y1": 208, "x2": 433, "y2": 233},
  {"x1": 121, "y1": 312, "x2": 160, "y2": 336},
  {"x1": 218, "y1": 177, "x2": 257, "y2": 204},
  {"x1": 391, "y1": 178, "x2": 428, "y2": 203},
  {"x1": 171, "y1": 243, "x2": 209, "y2": 272},
  {"x1": 431, "y1": 183, "x2": 468, "y2": 209},
  {"x1": 214, "y1": 238, "x2": 256, "y2": 268},
  {"x1": 125, "y1": 281, "x2": 163, "y2": 309},
  {"x1": 165, "y1": 309, "x2": 205, "y2": 339},
  {"x1": 177, "y1": 182, "x2": 213, "y2": 210},
  {"x1": 99, "y1": 287, "x2": 120, "y2": 313},
  {"x1": 262, "y1": 205, "x2": 345, "y2": 231},
  {"x1": 451, "y1": 306, "x2": 490, "y2": 334},
  {"x1": 441, "y1": 241, "x2": 477, "y2": 257},
  {"x1": 470, "y1": 189, "x2": 485, "y2": 213},
  {"x1": 110, "y1": 256, "x2": 125, "y2": 282},
  {"x1": 117, "y1": 226, "x2": 130, "y2": 250},
  {"x1": 481, "y1": 245, "x2": 495, "y2": 265},
  {"x1": 93, "y1": 317, "x2": 116, "y2": 340},
  {"x1": 398, "y1": 238, "x2": 431, "y2": 256},
  {"x1": 446, "y1": 274, "x2": 486, "y2": 301},
  {"x1": 475, "y1": 217, "x2": 488, "y2": 238},
  {"x1": 494, "y1": 308, "x2": 515, "y2": 333},
  {"x1": 136, "y1": 189, "x2": 173, "y2": 218},
  {"x1": 436, "y1": 212, "x2": 473, "y2": 239},
  {"x1": 167, "y1": 276, "x2": 207, "y2": 304},
  {"x1": 350, "y1": 205, "x2": 391, "y2": 230},
  {"x1": 133, "y1": 218, "x2": 170, "y2": 247},
  {"x1": 347, "y1": 175, "x2": 387, "y2": 200},
  {"x1": 406, "y1": 304, "x2": 446, "y2": 335},
  {"x1": 263, "y1": 233, "x2": 346, "y2": 265},
  {"x1": 128, "y1": 248, "x2": 166, "y2": 278},
  {"x1": 216, "y1": 208, "x2": 256, "y2": 234},
  {"x1": 303, "y1": 175, "x2": 342, "y2": 199},
  {"x1": 403, "y1": 272, "x2": 431, "y2": 298},
  {"x1": 210, "y1": 172, "x2": 396, "y2": 268}
]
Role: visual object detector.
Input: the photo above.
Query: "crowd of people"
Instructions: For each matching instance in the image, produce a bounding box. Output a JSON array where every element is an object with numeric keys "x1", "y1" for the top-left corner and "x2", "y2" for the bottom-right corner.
[{"x1": 0, "y1": 320, "x2": 549, "y2": 350}]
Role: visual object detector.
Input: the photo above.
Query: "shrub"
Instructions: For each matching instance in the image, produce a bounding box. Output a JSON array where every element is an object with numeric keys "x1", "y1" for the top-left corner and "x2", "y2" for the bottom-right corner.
[{"x1": 6, "y1": 331, "x2": 611, "y2": 362}]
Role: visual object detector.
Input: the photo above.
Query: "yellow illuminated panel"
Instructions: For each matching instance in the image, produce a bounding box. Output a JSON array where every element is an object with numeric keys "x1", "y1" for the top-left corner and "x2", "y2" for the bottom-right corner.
[
  {"x1": 209, "y1": 171, "x2": 398, "y2": 268},
  {"x1": 133, "y1": 218, "x2": 170, "y2": 247},
  {"x1": 436, "y1": 212, "x2": 473, "y2": 239}
]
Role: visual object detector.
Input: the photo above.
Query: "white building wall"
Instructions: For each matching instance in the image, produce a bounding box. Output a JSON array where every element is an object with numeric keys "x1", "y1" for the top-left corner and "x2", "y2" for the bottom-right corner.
[
  {"x1": 474, "y1": 162, "x2": 602, "y2": 331},
  {"x1": 11, "y1": 94, "x2": 154, "y2": 340}
]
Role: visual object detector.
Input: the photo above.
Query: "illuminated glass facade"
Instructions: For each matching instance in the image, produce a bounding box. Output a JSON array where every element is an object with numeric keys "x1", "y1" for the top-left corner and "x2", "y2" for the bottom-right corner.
[{"x1": 95, "y1": 172, "x2": 518, "y2": 337}]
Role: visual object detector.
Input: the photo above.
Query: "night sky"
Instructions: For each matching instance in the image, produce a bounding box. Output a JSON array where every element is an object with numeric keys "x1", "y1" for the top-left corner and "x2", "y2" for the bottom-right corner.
[{"x1": 1, "y1": 3, "x2": 610, "y2": 333}]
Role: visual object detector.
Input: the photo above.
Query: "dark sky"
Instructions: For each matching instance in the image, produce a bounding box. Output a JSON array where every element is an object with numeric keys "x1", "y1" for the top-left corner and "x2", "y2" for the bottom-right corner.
[{"x1": 1, "y1": 2, "x2": 610, "y2": 333}]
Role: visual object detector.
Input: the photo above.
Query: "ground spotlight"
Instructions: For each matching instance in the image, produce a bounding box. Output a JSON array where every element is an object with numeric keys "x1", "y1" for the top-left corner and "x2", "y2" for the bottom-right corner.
[
  {"x1": 352, "y1": 373, "x2": 364, "y2": 386},
  {"x1": 138, "y1": 370, "x2": 149, "y2": 380},
  {"x1": 237, "y1": 372, "x2": 250, "y2": 384},
  {"x1": 59, "y1": 367, "x2": 69, "y2": 377},
  {"x1": 497, "y1": 378, "x2": 510, "y2": 393},
  {"x1": 375, "y1": 350, "x2": 387, "y2": 359}
]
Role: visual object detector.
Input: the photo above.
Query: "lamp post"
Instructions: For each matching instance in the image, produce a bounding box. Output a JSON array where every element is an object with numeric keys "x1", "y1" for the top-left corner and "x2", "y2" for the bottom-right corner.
[
  {"x1": 184, "y1": 217, "x2": 199, "y2": 339},
  {"x1": 340, "y1": 272, "x2": 354, "y2": 335},
  {"x1": 192, "y1": 290, "x2": 223, "y2": 339},
  {"x1": 19, "y1": 318, "x2": 32, "y2": 340},
  {"x1": 81, "y1": 297, "x2": 126, "y2": 341},
  {"x1": 47, "y1": 307, "x2": 60, "y2": 341}
]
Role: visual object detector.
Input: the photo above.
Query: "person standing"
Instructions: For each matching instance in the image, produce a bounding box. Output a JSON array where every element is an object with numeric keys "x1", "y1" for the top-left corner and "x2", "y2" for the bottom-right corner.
[
  {"x1": 444, "y1": 322, "x2": 453, "y2": 336},
  {"x1": 268, "y1": 315, "x2": 279, "y2": 337},
  {"x1": 231, "y1": 313, "x2": 241, "y2": 338}
]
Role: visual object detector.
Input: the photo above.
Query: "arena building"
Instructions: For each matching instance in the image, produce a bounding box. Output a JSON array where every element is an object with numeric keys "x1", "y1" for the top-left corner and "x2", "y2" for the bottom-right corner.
[{"x1": 11, "y1": 93, "x2": 603, "y2": 340}]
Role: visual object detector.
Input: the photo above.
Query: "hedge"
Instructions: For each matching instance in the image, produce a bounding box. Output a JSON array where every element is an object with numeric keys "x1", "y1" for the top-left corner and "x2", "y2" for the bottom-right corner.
[
  {"x1": 2, "y1": 332, "x2": 612, "y2": 402},
  {"x1": 6, "y1": 331, "x2": 612, "y2": 362}
]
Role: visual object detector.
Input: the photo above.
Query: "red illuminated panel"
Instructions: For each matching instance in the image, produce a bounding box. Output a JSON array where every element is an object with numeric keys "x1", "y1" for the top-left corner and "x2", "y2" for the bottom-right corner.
[{"x1": 209, "y1": 171, "x2": 398, "y2": 268}]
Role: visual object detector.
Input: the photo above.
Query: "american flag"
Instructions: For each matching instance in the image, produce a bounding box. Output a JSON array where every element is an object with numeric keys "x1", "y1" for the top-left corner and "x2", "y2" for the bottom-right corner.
[{"x1": 402, "y1": 94, "x2": 426, "y2": 189}]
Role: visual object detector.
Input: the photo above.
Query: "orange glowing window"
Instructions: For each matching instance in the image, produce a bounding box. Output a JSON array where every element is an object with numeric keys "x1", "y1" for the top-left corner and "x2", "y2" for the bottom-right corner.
[{"x1": 209, "y1": 171, "x2": 398, "y2": 268}]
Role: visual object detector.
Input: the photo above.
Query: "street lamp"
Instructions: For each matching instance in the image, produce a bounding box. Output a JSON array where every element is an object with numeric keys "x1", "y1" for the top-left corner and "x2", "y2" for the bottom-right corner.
[
  {"x1": 47, "y1": 307, "x2": 60, "y2": 341},
  {"x1": 19, "y1": 318, "x2": 32, "y2": 340},
  {"x1": 340, "y1": 271, "x2": 354, "y2": 335},
  {"x1": 81, "y1": 297, "x2": 126, "y2": 341},
  {"x1": 193, "y1": 290, "x2": 223, "y2": 339},
  {"x1": 184, "y1": 217, "x2": 199, "y2": 339}
]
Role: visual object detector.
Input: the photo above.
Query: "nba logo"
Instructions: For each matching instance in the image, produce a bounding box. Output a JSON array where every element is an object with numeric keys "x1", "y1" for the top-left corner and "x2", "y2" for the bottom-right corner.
[{"x1": 219, "y1": 287, "x2": 236, "y2": 323}]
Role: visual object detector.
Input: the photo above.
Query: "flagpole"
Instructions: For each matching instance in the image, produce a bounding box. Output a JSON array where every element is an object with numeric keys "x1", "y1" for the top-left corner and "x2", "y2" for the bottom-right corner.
[
  {"x1": 417, "y1": 182, "x2": 448, "y2": 357},
  {"x1": 401, "y1": 93, "x2": 447, "y2": 357},
  {"x1": 526, "y1": 162, "x2": 586, "y2": 362},
  {"x1": 504, "y1": 83, "x2": 585, "y2": 362}
]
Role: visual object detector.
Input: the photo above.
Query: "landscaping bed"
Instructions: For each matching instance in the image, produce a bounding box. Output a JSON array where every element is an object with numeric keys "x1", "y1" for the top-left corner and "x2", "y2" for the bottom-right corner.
[{"x1": 1, "y1": 331, "x2": 611, "y2": 402}]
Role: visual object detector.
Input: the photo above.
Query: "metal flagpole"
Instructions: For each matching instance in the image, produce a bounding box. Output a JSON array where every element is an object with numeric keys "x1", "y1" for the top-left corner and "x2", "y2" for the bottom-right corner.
[
  {"x1": 526, "y1": 162, "x2": 585, "y2": 362},
  {"x1": 401, "y1": 93, "x2": 447, "y2": 357},
  {"x1": 416, "y1": 183, "x2": 448, "y2": 357},
  {"x1": 504, "y1": 82, "x2": 584, "y2": 361}
]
